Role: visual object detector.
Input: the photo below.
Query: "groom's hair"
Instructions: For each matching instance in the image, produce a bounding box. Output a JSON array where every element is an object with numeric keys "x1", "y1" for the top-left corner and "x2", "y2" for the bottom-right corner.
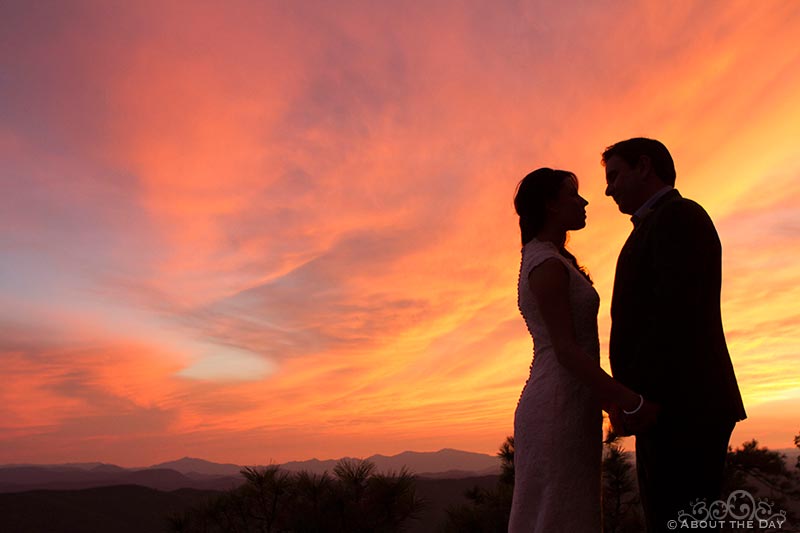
[{"x1": 602, "y1": 137, "x2": 676, "y2": 186}]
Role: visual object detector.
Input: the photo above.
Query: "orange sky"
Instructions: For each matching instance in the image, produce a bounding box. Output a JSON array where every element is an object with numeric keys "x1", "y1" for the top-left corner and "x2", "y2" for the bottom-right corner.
[{"x1": 1, "y1": 0, "x2": 798, "y2": 466}]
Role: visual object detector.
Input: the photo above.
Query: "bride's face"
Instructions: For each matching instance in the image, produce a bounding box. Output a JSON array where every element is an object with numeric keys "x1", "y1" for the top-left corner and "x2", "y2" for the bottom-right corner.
[{"x1": 549, "y1": 178, "x2": 589, "y2": 231}]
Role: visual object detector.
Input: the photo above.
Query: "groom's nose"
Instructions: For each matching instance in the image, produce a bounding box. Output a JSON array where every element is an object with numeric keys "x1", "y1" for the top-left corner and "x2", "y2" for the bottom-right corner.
[{"x1": 605, "y1": 183, "x2": 613, "y2": 196}]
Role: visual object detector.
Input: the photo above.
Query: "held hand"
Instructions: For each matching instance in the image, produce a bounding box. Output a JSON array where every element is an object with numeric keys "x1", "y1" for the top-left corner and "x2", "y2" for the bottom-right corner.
[
  {"x1": 606, "y1": 397, "x2": 660, "y2": 436},
  {"x1": 623, "y1": 399, "x2": 660, "y2": 435},
  {"x1": 608, "y1": 405, "x2": 632, "y2": 436}
]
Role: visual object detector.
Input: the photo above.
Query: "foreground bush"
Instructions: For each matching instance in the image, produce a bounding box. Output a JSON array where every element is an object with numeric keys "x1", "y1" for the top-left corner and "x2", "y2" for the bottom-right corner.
[{"x1": 168, "y1": 458, "x2": 423, "y2": 533}]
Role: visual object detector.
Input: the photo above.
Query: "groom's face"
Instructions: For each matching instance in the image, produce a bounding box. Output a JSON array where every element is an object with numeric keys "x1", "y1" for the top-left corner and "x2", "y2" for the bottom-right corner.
[{"x1": 604, "y1": 155, "x2": 645, "y2": 215}]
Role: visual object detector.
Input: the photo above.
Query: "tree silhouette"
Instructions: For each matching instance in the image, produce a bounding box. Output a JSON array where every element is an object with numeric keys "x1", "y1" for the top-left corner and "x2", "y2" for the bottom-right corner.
[
  {"x1": 795, "y1": 430, "x2": 800, "y2": 471},
  {"x1": 365, "y1": 468, "x2": 422, "y2": 530},
  {"x1": 725, "y1": 439, "x2": 796, "y2": 494},
  {"x1": 167, "y1": 459, "x2": 423, "y2": 533},
  {"x1": 239, "y1": 465, "x2": 293, "y2": 532},
  {"x1": 289, "y1": 470, "x2": 336, "y2": 531},
  {"x1": 723, "y1": 435, "x2": 800, "y2": 531},
  {"x1": 602, "y1": 431, "x2": 642, "y2": 533},
  {"x1": 497, "y1": 435, "x2": 514, "y2": 487},
  {"x1": 723, "y1": 438, "x2": 800, "y2": 530},
  {"x1": 439, "y1": 436, "x2": 513, "y2": 532},
  {"x1": 332, "y1": 457, "x2": 375, "y2": 529}
]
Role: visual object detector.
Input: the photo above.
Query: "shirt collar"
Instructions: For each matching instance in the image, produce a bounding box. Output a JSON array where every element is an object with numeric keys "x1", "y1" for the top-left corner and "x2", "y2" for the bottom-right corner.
[{"x1": 631, "y1": 186, "x2": 673, "y2": 226}]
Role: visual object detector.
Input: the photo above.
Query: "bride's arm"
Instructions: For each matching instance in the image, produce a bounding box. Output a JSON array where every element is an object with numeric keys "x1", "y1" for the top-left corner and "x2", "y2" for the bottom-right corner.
[{"x1": 528, "y1": 258, "x2": 642, "y2": 412}]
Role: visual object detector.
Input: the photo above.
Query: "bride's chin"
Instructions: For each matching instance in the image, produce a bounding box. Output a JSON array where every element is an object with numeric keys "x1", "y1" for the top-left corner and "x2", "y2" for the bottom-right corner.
[{"x1": 571, "y1": 221, "x2": 587, "y2": 231}]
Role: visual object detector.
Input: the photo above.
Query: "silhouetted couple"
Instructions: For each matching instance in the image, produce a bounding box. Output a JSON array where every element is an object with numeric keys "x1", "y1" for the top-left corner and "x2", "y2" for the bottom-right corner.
[{"x1": 508, "y1": 138, "x2": 746, "y2": 533}]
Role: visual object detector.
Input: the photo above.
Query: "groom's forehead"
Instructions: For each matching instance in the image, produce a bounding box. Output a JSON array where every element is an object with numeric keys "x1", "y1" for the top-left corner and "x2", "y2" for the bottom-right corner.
[{"x1": 604, "y1": 156, "x2": 630, "y2": 178}]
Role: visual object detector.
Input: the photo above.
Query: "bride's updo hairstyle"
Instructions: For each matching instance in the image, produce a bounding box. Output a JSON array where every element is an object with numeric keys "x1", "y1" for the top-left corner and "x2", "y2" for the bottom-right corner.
[
  {"x1": 514, "y1": 167, "x2": 577, "y2": 246},
  {"x1": 514, "y1": 167, "x2": 592, "y2": 283}
]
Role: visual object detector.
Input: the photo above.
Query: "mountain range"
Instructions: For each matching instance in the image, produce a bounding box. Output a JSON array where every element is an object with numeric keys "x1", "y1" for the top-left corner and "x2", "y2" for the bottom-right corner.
[
  {"x1": 0, "y1": 448, "x2": 500, "y2": 493},
  {"x1": 5, "y1": 446, "x2": 795, "y2": 495}
]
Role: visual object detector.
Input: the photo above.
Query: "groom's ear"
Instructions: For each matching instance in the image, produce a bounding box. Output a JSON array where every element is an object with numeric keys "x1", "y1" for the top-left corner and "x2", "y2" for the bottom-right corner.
[{"x1": 636, "y1": 155, "x2": 653, "y2": 178}]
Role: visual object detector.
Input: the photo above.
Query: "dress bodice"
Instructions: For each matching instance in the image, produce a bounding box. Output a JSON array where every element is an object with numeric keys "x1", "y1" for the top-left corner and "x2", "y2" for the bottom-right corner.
[{"x1": 517, "y1": 239, "x2": 600, "y2": 368}]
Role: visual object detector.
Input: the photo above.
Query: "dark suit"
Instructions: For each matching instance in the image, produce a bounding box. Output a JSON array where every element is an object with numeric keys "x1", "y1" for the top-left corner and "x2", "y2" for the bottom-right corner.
[{"x1": 610, "y1": 189, "x2": 746, "y2": 532}]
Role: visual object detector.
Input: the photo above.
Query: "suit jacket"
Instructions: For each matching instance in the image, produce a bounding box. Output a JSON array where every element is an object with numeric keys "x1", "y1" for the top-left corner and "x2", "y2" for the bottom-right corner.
[{"x1": 609, "y1": 189, "x2": 746, "y2": 426}]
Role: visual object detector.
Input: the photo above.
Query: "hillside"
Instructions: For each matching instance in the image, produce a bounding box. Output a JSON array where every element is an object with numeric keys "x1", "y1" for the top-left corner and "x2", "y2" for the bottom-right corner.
[
  {"x1": 0, "y1": 475, "x2": 499, "y2": 533},
  {"x1": 0, "y1": 485, "x2": 218, "y2": 533}
]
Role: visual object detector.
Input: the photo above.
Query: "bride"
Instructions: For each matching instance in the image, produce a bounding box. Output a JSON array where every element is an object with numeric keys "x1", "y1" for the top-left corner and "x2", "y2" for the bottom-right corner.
[{"x1": 508, "y1": 168, "x2": 655, "y2": 532}]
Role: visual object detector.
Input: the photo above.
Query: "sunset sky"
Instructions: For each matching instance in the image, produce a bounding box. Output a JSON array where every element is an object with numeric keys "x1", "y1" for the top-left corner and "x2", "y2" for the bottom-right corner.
[{"x1": 1, "y1": 0, "x2": 798, "y2": 467}]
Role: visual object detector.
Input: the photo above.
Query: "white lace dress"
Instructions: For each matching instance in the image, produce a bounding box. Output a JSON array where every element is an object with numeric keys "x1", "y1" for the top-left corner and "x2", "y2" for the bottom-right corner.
[{"x1": 508, "y1": 239, "x2": 603, "y2": 532}]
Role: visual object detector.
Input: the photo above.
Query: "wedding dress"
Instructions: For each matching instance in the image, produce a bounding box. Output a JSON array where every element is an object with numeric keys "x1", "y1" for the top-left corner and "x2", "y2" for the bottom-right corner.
[{"x1": 508, "y1": 239, "x2": 602, "y2": 532}]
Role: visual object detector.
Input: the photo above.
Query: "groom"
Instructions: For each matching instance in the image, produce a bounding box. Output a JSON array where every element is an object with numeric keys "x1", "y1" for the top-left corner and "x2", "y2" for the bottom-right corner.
[{"x1": 602, "y1": 138, "x2": 746, "y2": 533}]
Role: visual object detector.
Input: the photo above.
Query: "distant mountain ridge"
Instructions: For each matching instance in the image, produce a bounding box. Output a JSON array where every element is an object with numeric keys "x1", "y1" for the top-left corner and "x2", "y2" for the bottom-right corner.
[
  {"x1": 0, "y1": 449, "x2": 500, "y2": 493},
  {"x1": 0, "y1": 466, "x2": 242, "y2": 494},
  {"x1": 279, "y1": 448, "x2": 500, "y2": 476},
  {"x1": 148, "y1": 457, "x2": 243, "y2": 477}
]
